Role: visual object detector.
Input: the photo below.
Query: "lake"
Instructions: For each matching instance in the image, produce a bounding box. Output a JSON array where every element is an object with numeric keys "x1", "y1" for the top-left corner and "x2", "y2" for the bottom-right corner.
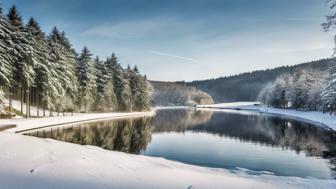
[{"x1": 26, "y1": 108, "x2": 336, "y2": 179}]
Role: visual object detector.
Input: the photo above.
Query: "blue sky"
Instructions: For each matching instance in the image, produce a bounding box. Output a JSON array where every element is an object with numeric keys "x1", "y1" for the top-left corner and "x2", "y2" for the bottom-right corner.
[{"x1": 1, "y1": 0, "x2": 334, "y2": 81}]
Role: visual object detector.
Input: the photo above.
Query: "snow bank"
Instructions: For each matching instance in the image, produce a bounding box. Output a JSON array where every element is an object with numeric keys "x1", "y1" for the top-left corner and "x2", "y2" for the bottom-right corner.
[
  {"x1": 197, "y1": 102, "x2": 336, "y2": 131},
  {"x1": 0, "y1": 111, "x2": 155, "y2": 133},
  {"x1": 0, "y1": 132, "x2": 334, "y2": 189}
]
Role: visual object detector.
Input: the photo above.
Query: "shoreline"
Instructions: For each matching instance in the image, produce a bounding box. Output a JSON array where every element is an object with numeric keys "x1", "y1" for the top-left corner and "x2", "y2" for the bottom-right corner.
[
  {"x1": 0, "y1": 110, "x2": 155, "y2": 133},
  {"x1": 197, "y1": 102, "x2": 336, "y2": 131}
]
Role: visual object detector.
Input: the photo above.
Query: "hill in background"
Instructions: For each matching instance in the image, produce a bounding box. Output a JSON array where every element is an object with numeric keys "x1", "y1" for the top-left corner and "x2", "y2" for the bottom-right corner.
[
  {"x1": 178, "y1": 58, "x2": 332, "y2": 103},
  {"x1": 150, "y1": 81, "x2": 214, "y2": 106}
]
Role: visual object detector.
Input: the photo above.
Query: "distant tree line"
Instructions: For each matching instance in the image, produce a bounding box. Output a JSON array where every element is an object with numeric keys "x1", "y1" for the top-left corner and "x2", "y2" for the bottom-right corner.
[
  {"x1": 257, "y1": 69, "x2": 331, "y2": 112},
  {"x1": 0, "y1": 5, "x2": 151, "y2": 117},
  {"x1": 181, "y1": 58, "x2": 331, "y2": 102},
  {"x1": 151, "y1": 81, "x2": 214, "y2": 106}
]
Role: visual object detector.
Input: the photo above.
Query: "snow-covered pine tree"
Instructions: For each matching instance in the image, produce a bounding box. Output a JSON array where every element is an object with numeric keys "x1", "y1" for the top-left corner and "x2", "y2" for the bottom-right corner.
[
  {"x1": 26, "y1": 17, "x2": 54, "y2": 116},
  {"x1": 47, "y1": 27, "x2": 66, "y2": 114},
  {"x1": 0, "y1": 5, "x2": 13, "y2": 88},
  {"x1": 7, "y1": 5, "x2": 32, "y2": 115},
  {"x1": 135, "y1": 73, "x2": 152, "y2": 111},
  {"x1": 321, "y1": 59, "x2": 336, "y2": 113},
  {"x1": 126, "y1": 65, "x2": 138, "y2": 110},
  {"x1": 119, "y1": 69, "x2": 132, "y2": 111},
  {"x1": 76, "y1": 46, "x2": 97, "y2": 112},
  {"x1": 104, "y1": 53, "x2": 124, "y2": 110},
  {"x1": 321, "y1": 0, "x2": 336, "y2": 113},
  {"x1": 104, "y1": 81, "x2": 117, "y2": 111},
  {"x1": 93, "y1": 56, "x2": 106, "y2": 111},
  {"x1": 128, "y1": 65, "x2": 152, "y2": 111},
  {"x1": 60, "y1": 31, "x2": 79, "y2": 99}
]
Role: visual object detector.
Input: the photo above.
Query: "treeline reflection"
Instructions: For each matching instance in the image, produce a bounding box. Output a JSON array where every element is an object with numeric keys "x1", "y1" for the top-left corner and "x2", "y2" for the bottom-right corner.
[
  {"x1": 27, "y1": 109, "x2": 336, "y2": 159},
  {"x1": 28, "y1": 117, "x2": 152, "y2": 154}
]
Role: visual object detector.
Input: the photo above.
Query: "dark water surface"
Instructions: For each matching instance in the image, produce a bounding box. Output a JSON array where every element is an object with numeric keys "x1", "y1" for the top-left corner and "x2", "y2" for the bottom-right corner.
[{"x1": 27, "y1": 109, "x2": 336, "y2": 179}]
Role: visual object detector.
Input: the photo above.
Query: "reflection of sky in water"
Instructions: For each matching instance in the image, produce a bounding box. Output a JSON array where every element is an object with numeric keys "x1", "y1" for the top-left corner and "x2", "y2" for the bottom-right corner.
[
  {"x1": 28, "y1": 109, "x2": 336, "y2": 180},
  {"x1": 144, "y1": 132, "x2": 332, "y2": 179}
]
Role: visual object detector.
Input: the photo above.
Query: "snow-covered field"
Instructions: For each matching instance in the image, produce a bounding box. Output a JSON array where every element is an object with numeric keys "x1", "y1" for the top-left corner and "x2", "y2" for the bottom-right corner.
[
  {"x1": 197, "y1": 102, "x2": 336, "y2": 131},
  {"x1": 0, "y1": 102, "x2": 336, "y2": 188}
]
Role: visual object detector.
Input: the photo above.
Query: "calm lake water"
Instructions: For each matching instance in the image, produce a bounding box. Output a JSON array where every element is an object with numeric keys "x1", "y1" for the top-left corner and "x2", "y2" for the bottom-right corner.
[{"x1": 27, "y1": 109, "x2": 336, "y2": 179}]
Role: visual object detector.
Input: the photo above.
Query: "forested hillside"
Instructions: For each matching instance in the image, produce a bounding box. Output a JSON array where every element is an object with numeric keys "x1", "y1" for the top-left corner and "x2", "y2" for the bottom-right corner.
[
  {"x1": 0, "y1": 5, "x2": 151, "y2": 117},
  {"x1": 151, "y1": 81, "x2": 214, "y2": 106},
  {"x1": 182, "y1": 58, "x2": 331, "y2": 102}
]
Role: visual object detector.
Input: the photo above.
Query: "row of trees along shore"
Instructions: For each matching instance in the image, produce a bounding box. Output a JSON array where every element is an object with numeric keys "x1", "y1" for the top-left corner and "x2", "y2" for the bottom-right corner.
[
  {"x1": 0, "y1": 5, "x2": 152, "y2": 117},
  {"x1": 257, "y1": 69, "x2": 331, "y2": 112},
  {"x1": 257, "y1": 64, "x2": 336, "y2": 114}
]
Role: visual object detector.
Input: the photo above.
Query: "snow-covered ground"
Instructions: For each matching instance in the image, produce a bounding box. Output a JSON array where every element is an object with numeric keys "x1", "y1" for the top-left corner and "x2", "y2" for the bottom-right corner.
[
  {"x1": 4, "y1": 99, "x2": 58, "y2": 118},
  {"x1": 0, "y1": 102, "x2": 335, "y2": 188},
  {"x1": 0, "y1": 131, "x2": 335, "y2": 189},
  {"x1": 0, "y1": 111, "x2": 155, "y2": 133},
  {"x1": 197, "y1": 102, "x2": 336, "y2": 131}
]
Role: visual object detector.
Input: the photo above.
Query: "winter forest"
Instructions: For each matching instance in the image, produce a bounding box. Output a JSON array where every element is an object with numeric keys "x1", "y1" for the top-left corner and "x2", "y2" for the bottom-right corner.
[
  {"x1": 0, "y1": 5, "x2": 152, "y2": 118},
  {"x1": 254, "y1": 2, "x2": 336, "y2": 114}
]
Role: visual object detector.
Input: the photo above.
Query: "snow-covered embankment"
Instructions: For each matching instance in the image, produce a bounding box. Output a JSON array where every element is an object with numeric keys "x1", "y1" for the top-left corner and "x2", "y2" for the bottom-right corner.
[{"x1": 197, "y1": 102, "x2": 336, "y2": 131}]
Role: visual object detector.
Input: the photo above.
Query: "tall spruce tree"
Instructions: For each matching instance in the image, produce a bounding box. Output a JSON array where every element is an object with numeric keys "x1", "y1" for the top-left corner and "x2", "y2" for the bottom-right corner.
[
  {"x1": 94, "y1": 56, "x2": 106, "y2": 111},
  {"x1": 0, "y1": 5, "x2": 13, "y2": 87},
  {"x1": 77, "y1": 46, "x2": 97, "y2": 112},
  {"x1": 7, "y1": 5, "x2": 31, "y2": 114}
]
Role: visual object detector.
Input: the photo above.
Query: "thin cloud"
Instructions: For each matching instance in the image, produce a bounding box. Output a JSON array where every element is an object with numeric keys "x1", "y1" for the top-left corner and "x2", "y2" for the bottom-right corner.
[{"x1": 148, "y1": 51, "x2": 199, "y2": 63}]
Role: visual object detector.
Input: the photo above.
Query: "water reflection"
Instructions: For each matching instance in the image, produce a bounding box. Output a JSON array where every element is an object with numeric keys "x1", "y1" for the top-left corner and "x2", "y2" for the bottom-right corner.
[
  {"x1": 26, "y1": 109, "x2": 336, "y2": 179},
  {"x1": 28, "y1": 118, "x2": 152, "y2": 154}
]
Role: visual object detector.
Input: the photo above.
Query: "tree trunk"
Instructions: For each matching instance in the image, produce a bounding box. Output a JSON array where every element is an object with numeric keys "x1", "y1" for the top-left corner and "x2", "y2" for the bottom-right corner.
[
  {"x1": 26, "y1": 87, "x2": 29, "y2": 118},
  {"x1": 28, "y1": 87, "x2": 31, "y2": 117},
  {"x1": 9, "y1": 86, "x2": 12, "y2": 111},
  {"x1": 37, "y1": 91, "x2": 39, "y2": 117},
  {"x1": 20, "y1": 87, "x2": 23, "y2": 114}
]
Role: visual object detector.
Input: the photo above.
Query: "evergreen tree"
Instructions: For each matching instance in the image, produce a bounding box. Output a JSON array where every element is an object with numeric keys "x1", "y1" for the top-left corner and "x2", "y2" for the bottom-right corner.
[
  {"x1": 25, "y1": 17, "x2": 48, "y2": 116},
  {"x1": 77, "y1": 46, "x2": 97, "y2": 112},
  {"x1": 94, "y1": 56, "x2": 106, "y2": 111},
  {"x1": 0, "y1": 6, "x2": 13, "y2": 87},
  {"x1": 104, "y1": 81, "x2": 117, "y2": 111},
  {"x1": 321, "y1": 60, "x2": 336, "y2": 112},
  {"x1": 105, "y1": 54, "x2": 124, "y2": 110},
  {"x1": 7, "y1": 5, "x2": 31, "y2": 114}
]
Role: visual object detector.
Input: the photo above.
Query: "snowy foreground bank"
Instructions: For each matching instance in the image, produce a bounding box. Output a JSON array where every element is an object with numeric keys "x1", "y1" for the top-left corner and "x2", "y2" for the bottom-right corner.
[
  {"x1": 197, "y1": 102, "x2": 336, "y2": 131},
  {"x1": 0, "y1": 106, "x2": 335, "y2": 188}
]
